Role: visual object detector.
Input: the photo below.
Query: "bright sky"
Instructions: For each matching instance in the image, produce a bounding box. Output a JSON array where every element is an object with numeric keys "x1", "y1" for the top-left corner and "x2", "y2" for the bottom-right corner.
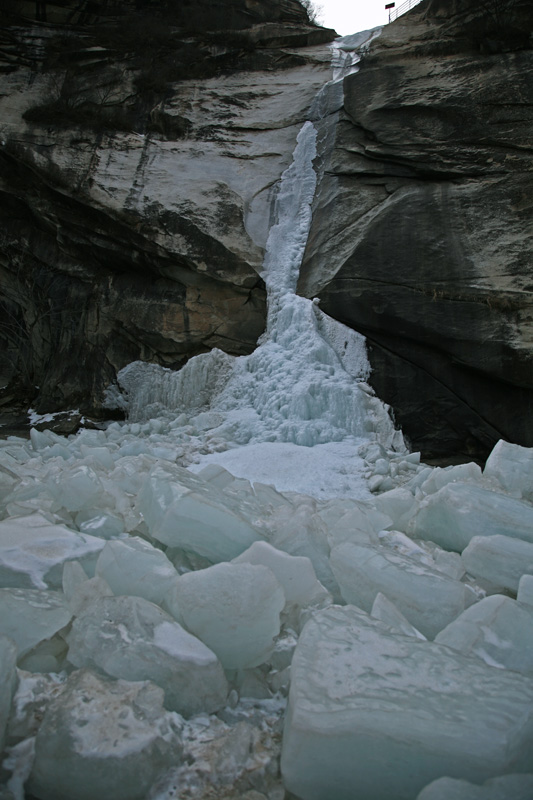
[{"x1": 317, "y1": 0, "x2": 392, "y2": 36}]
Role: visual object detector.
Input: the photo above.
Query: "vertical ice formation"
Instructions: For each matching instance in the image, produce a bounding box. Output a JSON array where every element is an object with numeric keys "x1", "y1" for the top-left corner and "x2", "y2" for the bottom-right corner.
[{"x1": 115, "y1": 31, "x2": 399, "y2": 456}]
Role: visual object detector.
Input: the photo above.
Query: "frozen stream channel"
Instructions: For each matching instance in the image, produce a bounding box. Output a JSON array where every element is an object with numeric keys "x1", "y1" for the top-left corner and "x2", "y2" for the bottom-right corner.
[{"x1": 1, "y1": 30, "x2": 533, "y2": 800}]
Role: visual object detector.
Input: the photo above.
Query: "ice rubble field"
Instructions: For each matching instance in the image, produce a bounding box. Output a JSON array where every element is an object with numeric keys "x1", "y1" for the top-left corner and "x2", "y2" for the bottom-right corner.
[
  {"x1": 3, "y1": 420, "x2": 533, "y2": 800},
  {"x1": 2, "y1": 33, "x2": 533, "y2": 800}
]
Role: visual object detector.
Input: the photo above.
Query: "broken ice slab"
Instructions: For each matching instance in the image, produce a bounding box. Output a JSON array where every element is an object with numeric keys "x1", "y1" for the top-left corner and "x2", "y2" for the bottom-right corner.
[
  {"x1": 461, "y1": 534, "x2": 533, "y2": 593},
  {"x1": 75, "y1": 509, "x2": 125, "y2": 539},
  {"x1": 0, "y1": 588, "x2": 72, "y2": 660},
  {"x1": 95, "y1": 537, "x2": 178, "y2": 606},
  {"x1": 419, "y1": 462, "x2": 482, "y2": 496},
  {"x1": 484, "y1": 439, "x2": 533, "y2": 502},
  {"x1": 281, "y1": 605, "x2": 533, "y2": 800},
  {"x1": 416, "y1": 773, "x2": 533, "y2": 800},
  {"x1": 196, "y1": 463, "x2": 237, "y2": 490},
  {"x1": 137, "y1": 463, "x2": 262, "y2": 562},
  {"x1": 435, "y1": 594, "x2": 533, "y2": 676},
  {"x1": 374, "y1": 487, "x2": 417, "y2": 533},
  {"x1": 0, "y1": 514, "x2": 105, "y2": 590},
  {"x1": 165, "y1": 562, "x2": 285, "y2": 670},
  {"x1": 0, "y1": 636, "x2": 17, "y2": 754},
  {"x1": 371, "y1": 592, "x2": 426, "y2": 640},
  {"x1": 67, "y1": 594, "x2": 228, "y2": 717},
  {"x1": 330, "y1": 541, "x2": 470, "y2": 639},
  {"x1": 62, "y1": 560, "x2": 114, "y2": 616},
  {"x1": 268, "y1": 503, "x2": 340, "y2": 600},
  {"x1": 409, "y1": 482, "x2": 533, "y2": 552},
  {"x1": 232, "y1": 541, "x2": 330, "y2": 615},
  {"x1": 518, "y1": 574, "x2": 533, "y2": 607},
  {"x1": 27, "y1": 669, "x2": 182, "y2": 800},
  {"x1": 47, "y1": 464, "x2": 105, "y2": 512},
  {"x1": 318, "y1": 497, "x2": 391, "y2": 544}
]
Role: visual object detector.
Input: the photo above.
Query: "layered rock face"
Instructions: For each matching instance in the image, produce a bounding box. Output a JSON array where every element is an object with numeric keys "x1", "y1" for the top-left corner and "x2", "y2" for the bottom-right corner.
[
  {"x1": 299, "y1": 0, "x2": 533, "y2": 459},
  {"x1": 0, "y1": 0, "x2": 334, "y2": 414}
]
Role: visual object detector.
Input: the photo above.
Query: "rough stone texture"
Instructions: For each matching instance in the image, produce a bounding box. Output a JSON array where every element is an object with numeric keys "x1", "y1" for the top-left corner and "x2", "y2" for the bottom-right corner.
[
  {"x1": 299, "y1": 0, "x2": 533, "y2": 459},
  {"x1": 0, "y1": 0, "x2": 335, "y2": 415}
]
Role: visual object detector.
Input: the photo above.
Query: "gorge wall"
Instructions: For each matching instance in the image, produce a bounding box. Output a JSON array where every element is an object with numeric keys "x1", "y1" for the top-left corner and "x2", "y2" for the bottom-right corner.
[
  {"x1": 1, "y1": 0, "x2": 532, "y2": 460},
  {"x1": 300, "y1": 0, "x2": 533, "y2": 459},
  {"x1": 0, "y1": 0, "x2": 334, "y2": 416}
]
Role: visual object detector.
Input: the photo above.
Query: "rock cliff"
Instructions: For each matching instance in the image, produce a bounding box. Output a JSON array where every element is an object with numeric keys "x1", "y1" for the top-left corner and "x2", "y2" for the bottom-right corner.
[
  {"x1": 2, "y1": 0, "x2": 532, "y2": 460},
  {"x1": 0, "y1": 0, "x2": 335, "y2": 416},
  {"x1": 299, "y1": 0, "x2": 533, "y2": 459}
]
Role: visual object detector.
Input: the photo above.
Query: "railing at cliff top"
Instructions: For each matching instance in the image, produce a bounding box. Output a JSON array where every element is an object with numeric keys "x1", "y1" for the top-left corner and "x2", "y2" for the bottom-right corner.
[{"x1": 387, "y1": 0, "x2": 423, "y2": 22}]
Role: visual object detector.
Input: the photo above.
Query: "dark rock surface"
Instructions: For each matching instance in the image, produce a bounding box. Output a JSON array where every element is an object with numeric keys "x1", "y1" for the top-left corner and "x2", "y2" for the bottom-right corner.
[
  {"x1": 0, "y1": 0, "x2": 335, "y2": 416},
  {"x1": 299, "y1": 0, "x2": 533, "y2": 459}
]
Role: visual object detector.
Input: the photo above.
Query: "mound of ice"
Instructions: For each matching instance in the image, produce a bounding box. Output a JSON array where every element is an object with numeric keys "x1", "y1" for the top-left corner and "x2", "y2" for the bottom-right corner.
[
  {"x1": 27, "y1": 669, "x2": 182, "y2": 800},
  {"x1": 67, "y1": 595, "x2": 228, "y2": 716},
  {"x1": 117, "y1": 349, "x2": 235, "y2": 422},
  {"x1": 282, "y1": 605, "x2": 533, "y2": 800},
  {"x1": 165, "y1": 562, "x2": 285, "y2": 669}
]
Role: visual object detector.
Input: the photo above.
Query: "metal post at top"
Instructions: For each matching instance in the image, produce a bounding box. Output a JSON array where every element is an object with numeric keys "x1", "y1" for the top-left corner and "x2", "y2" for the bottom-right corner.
[{"x1": 385, "y1": 2, "x2": 395, "y2": 23}]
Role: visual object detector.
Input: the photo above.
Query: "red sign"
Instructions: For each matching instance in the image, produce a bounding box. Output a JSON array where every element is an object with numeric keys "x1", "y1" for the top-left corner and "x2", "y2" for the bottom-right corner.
[{"x1": 385, "y1": 2, "x2": 395, "y2": 7}]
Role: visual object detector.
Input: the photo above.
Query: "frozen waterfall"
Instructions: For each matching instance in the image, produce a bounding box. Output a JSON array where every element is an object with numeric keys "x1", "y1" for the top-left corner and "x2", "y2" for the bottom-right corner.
[{"x1": 113, "y1": 47, "x2": 402, "y2": 498}]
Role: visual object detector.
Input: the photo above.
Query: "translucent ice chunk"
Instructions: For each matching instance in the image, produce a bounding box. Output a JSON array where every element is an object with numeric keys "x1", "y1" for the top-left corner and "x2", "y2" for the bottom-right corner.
[
  {"x1": 165, "y1": 562, "x2": 285, "y2": 669},
  {"x1": 484, "y1": 439, "x2": 533, "y2": 501},
  {"x1": 416, "y1": 773, "x2": 533, "y2": 800},
  {"x1": 410, "y1": 482, "x2": 533, "y2": 552},
  {"x1": 518, "y1": 574, "x2": 533, "y2": 608},
  {"x1": 435, "y1": 594, "x2": 533, "y2": 675},
  {"x1": 374, "y1": 488, "x2": 417, "y2": 533},
  {"x1": 47, "y1": 465, "x2": 104, "y2": 512},
  {"x1": 268, "y1": 503, "x2": 339, "y2": 599},
  {"x1": 0, "y1": 514, "x2": 105, "y2": 590},
  {"x1": 461, "y1": 534, "x2": 533, "y2": 593},
  {"x1": 67, "y1": 595, "x2": 227, "y2": 716},
  {"x1": 63, "y1": 561, "x2": 114, "y2": 616},
  {"x1": 196, "y1": 464, "x2": 236, "y2": 490},
  {"x1": 419, "y1": 462, "x2": 482, "y2": 496},
  {"x1": 95, "y1": 537, "x2": 178, "y2": 606},
  {"x1": 281, "y1": 605, "x2": 533, "y2": 800},
  {"x1": 75, "y1": 509, "x2": 125, "y2": 539},
  {"x1": 232, "y1": 541, "x2": 329, "y2": 612},
  {"x1": 371, "y1": 592, "x2": 426, "y2": 640},
  {"x1": 0, "y1": 588, "x2": 71, "y2": 659},
  {"x1": 0, "y1": 635, "x2": 17, "y2": 754},
  {"x1": 27, "y1": 669, "x2": 182, "y2": 800},
  {"x1": 330, "y1": 542, "x2": 470, "y2": 639},
  {"x1": 79, "y1": 445, "x2": 116, "y2": 471},
  {"x1": 137, "y1": 463, "x2": 262, "y2": 562}
]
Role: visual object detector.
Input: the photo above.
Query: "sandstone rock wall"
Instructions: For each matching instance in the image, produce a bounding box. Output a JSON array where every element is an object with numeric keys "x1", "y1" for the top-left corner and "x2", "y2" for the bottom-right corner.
[
  {"x1": 0, "y1": 1, "x2": 335, "y2": 414},
  {"x1": 299, "y1": 0, "x2": 533, "y2": 459}
]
